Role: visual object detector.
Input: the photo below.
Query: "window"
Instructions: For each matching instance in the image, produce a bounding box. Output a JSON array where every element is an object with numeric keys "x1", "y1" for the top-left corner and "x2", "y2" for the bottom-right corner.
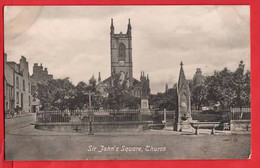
[
  {"x1": 16, "y1": 76, "x2": 19, "y2": 89},
  {"x1": 10, "y1": 88, "x2": 13, "y2": 99},
  {"x1": 119, "y1": 71, "x2": 125, "y2": 85},
  {"x1": 9, "y1": 87, "x2": 11, "y2": 98},
  {"x1": 28, "y1": 83, "x2": 30, "y2": 93},
  {"x1": 134, "y1": 89, "x2": 141, "y2": 98},
  {"x1": 118, "y1": 43, "x2": 126, "y2": 59},
  {"x1": 5, "y1": 102, "x2": 8, "y2": 111},
  {"x1": 23, "y1": 80, "x2": 25, "y2": 91},
  {"x1": 29, "y1": 96, "x2": 31, "y2": 106},
  {"x1": 16, "y1": 92, "x2": 19, "y2": 104}
]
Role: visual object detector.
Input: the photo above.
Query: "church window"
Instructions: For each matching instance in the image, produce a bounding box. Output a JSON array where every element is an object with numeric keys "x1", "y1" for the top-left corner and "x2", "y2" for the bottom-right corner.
[
  {"x1": 119, "y1": 71, "x2": 125, "y2": 85},
  {"x1": 118, "y1": 43, "x2": 126, "y2": 60},
  {"x1": 135, "y1": 89, "x2": 141, "y2": 98}
]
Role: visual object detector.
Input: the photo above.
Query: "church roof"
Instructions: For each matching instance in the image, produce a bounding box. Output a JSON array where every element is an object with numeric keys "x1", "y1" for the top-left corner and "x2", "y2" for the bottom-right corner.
[
  {"x1": 133, "y1": 78, "x2": 141, "y2": 85},
  {"x1": 101, "y1": 77, "x2": 111, "y2": 84},
  {"x1": 99, "y1": 76, "x2": 141, "y2": 87}
]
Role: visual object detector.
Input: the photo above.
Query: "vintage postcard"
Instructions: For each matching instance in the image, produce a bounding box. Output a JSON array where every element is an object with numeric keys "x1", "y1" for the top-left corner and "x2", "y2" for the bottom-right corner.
[{"x1": 4, "y1": 6, "x2": 251, "y2": 160}]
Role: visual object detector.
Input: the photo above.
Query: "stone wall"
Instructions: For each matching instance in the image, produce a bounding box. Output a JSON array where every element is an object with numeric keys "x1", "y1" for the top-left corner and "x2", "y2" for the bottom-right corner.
[{"x1": 230, "y1": 120, "x2": 251, "y2": 131}]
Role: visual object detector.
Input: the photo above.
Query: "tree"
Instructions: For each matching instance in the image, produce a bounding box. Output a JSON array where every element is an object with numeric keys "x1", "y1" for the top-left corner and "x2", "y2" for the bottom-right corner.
[
  {"x1": 88, "y1": 75, "x2": 97, "y2": 93},
  {"x1": 231, "y1": 61, "x2": 251, "y2": 108},
  {"x1": 191, "y1": 84, "x2": 207, "y2": 110},
  {"x1": 201, "y1": 61, "x2": 251, "y2": 109},
  {"x1": 149, "y1": 87, "x2": 177, "y2": 111},
  {"x1": 86, "y1": 76, "x2": 102, "y2": 110},
  {"x1": 74, "y1": 81, "x2": 88, "y2": 109},
  {"x1": 37, "y1": 77, "x2": 76, "y2": 111},
  {"x1": 104, "y1": 73, "x2": 139, "y2": 110},
  {"x1": 204, "y1": 68, "x2": 235, "y2": 109},
  {"x1": 37, "y1": 81, "x2": 55, "y2": 111}
]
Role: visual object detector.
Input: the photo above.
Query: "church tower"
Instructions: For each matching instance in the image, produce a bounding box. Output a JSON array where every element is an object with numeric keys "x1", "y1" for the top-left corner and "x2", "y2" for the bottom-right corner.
[
  {"x1": 174, "y1": 62, "x2": 192, "y2": 131},
  {"x1": 110, "y1": 18, "x2": 133, "y2": 87}
]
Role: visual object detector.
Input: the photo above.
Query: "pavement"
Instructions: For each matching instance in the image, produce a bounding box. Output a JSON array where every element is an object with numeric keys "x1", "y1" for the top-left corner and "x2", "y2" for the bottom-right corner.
[
  {"x1": 5, "y1": 111, "x2": 33, "y2": 119},
  {"x1": 5, "y1": 113, "x2": 36, "y2": 132},
  {"x1": 8, "y1": 124, "x2": 251, "y2": 136},
  {"x1": 4, "y1": 114, "x2": 251, "y2": 161}
]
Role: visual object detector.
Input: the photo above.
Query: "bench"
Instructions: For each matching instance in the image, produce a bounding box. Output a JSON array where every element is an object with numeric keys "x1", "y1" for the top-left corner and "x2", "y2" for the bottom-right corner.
[{"x1": 190, "y1": 122, "x2": 220, "y2": 135}]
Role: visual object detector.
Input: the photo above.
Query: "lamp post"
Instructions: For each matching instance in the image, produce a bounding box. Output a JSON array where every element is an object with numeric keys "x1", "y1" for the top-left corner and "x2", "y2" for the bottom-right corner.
[{"x1": 85, "y1": 91, "x2": 95, "y2": 135}]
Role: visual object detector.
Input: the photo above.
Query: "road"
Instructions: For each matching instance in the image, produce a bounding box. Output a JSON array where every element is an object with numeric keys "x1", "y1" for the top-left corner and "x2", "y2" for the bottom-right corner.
[{"x1": 5, "y1": 115, "x2": 251, "y2": 160}]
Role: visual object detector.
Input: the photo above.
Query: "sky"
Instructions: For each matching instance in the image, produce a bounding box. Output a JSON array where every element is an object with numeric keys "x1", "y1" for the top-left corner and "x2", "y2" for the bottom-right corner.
[{"x1": 4, "y1": 6, "x2": 250, "y2": 94}]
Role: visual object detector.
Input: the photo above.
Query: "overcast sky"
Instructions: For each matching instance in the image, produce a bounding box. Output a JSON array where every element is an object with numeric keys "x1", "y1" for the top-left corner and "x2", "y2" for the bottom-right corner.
[{"x1": 4, "y1": 6, "x2": 250, "y2": 93}]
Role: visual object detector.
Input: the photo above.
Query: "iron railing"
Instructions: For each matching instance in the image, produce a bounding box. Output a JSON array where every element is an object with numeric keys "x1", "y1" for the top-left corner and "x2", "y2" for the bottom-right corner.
[
  {"x1": 36, "y1": 107, "x2": 251, "y2": 123},
  {"x1": 36, "y1": 110, "x2": 141, "y2": 123}
]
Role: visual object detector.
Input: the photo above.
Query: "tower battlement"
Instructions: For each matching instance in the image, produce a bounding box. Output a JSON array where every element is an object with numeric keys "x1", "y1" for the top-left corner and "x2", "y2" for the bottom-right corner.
[
  {"x1": 31, "y1": 63, "x2": 53, "y2": 84},
  {"x1": 97, "y1": 19, "x2": 150, "y2": 98},
  {"x1": 110, "y1": 19, "x2": 133, "y2": 87}
]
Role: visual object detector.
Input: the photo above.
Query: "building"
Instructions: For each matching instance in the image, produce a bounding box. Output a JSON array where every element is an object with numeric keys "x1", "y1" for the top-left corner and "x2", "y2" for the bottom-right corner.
[
  {"x1": 165, "y1": 67, "x2": 205, "y2": 94},
  {"x1": 97, "y1": 19, "x2": 150, "y2": 98},
  {"x1": 4, "y1": 53, "x2": 15, "y2": 112},
  {"x1": 165, "y1": 84, "x2": 169, "y2": 93},
  {"x1": 30, "y1": 63, "x2": 53, "y2": 95},
  {"x1": 31, "y1": 63, "x2": 53, "y2": 94},
  {"x1": 30, "y1": 63, "x2": 53, "y2": 112},
  {"x1": 31, "y1": 63, "x2": 53, "y2": 85},
  {"x1": 193, "y1": 68, "x2": 205, "y2": 87},
  {"x1": 4, "y1": 54, "x2": 32, "y2": 113}
]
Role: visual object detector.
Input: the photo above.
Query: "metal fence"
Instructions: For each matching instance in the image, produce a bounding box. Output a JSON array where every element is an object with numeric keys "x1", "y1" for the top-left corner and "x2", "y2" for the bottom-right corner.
[
  {"x1": 191, "y1": 108, "x2": 251, "y2": 121},
  {"x1": 230, "y1": 107, "x2": 251, "y2": 120},
  {"x1": 230, "y1": 112, "x2": 251, "y2": 120},
  {"x1": 36, "y1": 107, "x2": 251, "y2": 124},
  {"x1": 155, "y1": 111, "x2": 175, "y2": 125},
  {"x1": 231, "y1": 107, "x2": 251, "y2": 113},
  {"x1": 36, "y1": 109, "x2": 141, "y2": 123}
]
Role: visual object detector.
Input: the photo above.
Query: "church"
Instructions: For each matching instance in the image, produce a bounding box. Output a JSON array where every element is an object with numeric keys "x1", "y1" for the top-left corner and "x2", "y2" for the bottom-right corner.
[{"x1": 97, "y1": 19, "x2": 150, "y2": 98}]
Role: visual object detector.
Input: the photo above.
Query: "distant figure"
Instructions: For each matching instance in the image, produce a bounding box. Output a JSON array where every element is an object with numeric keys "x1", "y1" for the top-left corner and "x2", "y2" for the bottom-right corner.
[
  {"x1": 9, "y1": 109, "x2": 15, "y2": 118},
  {"x1": 15, "y1": 105, "x2": 21, "y2": 117}
]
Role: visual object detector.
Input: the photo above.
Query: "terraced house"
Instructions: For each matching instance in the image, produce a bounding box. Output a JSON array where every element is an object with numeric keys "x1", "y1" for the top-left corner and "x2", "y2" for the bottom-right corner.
[{"x1": 4, "y1": 53, "x2": 32, "y2": 113}]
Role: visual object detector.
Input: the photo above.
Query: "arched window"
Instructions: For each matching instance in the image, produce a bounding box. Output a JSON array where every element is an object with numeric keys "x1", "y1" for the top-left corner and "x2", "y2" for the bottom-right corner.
[
  {"x1": 119, "y1": 71, "x2": 125, "y2": 85},
  {"x1": 138, "y1": 90, "x2": 141, "y2": 97},
  {"x1": 118, "y1": 43, "x2": 126, "y2": 60},
  {"x1": 135, "y1": 89, "x2": 141, "y2": 98}
]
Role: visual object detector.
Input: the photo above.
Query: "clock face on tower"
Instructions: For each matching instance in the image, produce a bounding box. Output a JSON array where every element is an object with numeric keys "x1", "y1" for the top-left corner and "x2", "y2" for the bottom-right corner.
[{"x1": 119, "y1": 60, "x2": 125, "y2": 65}]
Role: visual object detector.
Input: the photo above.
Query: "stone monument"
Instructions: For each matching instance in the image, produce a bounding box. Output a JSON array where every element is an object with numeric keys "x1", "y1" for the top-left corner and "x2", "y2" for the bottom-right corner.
[
  {"x1": 174, "y1": 62, "x2": 192, "y2": 131},
  {"x1": 140, "y1": 97, "x2": 151, "y2": 114}
]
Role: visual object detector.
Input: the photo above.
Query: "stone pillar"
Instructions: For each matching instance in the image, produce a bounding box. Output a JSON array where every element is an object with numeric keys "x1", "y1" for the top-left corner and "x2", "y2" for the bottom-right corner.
[{"x1": 140, "y1": 98, "x2": 151, "y2": 115}]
